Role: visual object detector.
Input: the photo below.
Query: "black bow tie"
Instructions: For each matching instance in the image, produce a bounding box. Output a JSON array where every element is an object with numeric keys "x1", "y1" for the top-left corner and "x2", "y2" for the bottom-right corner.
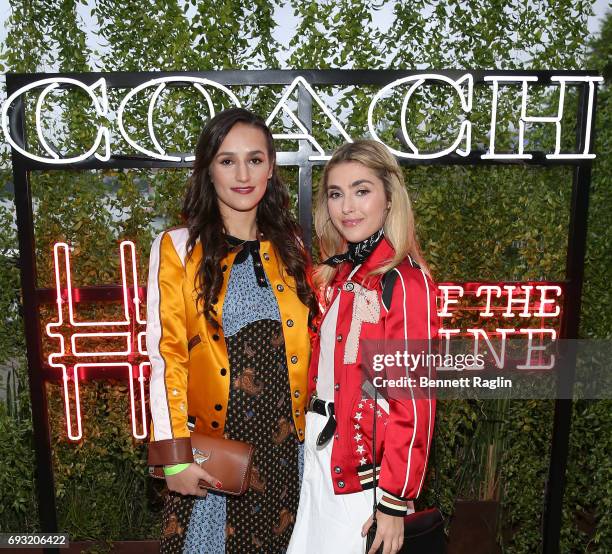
[
  {"x1": 224, "y1": 235, "x2": 269, "y2": 287},
  {"x1": 322, "y1": 228, "x2": 385, "y2": 267}
]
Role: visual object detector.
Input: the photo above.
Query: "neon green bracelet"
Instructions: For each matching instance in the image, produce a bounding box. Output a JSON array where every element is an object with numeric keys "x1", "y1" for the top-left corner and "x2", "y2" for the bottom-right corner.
[{"x1": 163, "y1": 463, "x2": 190, "y2": 476}]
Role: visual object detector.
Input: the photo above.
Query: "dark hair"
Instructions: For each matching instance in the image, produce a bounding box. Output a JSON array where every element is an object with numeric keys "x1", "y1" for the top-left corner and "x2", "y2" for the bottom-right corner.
[{"x1": 182, "y1": 107, "x2": 318, "y2": 329}]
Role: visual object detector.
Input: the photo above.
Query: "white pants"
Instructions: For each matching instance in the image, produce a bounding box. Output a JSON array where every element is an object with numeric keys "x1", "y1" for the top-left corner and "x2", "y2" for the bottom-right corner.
[{"x1": 287, "y1": 411, "x2": 381, "y2": 554}]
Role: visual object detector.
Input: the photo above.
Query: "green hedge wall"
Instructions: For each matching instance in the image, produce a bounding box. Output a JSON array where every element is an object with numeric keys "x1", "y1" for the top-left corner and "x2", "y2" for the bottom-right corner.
[{"x1": 0, "y1": 2, "x2": 609, "y2": 553}]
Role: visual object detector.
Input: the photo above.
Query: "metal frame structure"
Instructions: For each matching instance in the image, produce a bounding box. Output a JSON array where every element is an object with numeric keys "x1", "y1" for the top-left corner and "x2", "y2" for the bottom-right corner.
[{"x1": 5, "y1": 69, "x2": 600, "y2": 553}]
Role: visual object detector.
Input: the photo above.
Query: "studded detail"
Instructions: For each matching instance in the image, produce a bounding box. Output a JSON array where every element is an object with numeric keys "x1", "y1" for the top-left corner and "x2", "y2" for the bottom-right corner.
[
  {"x1": 215, "y1": 404, "x2": 222, "y2": 411},
  {"x1": 212, "y1": 334, "x2": 220, "y2": 341},
  {"x1": 220, "y1": 368, "x2": 227, "y2": 376},
  {"x1": 172, "y1": 389, "x2": 178, "y2": 396},
  {"x1": 344, "y1": 282, "x2": 354, "y2": 291},
  {"x1": 263, "y1": 253, "x2": 270, "y2": 261},
  {"x1": 337, "y1": 480, "x2": 345, "y2": 488},
  {"x1": 334, "y1": 383, "x2": 340, "y2": 391},
  {"x1": 277, "y1": 284, "x2": 284, "y2": 292},
  {"x1": 336, "y1": 334, "x2": 343, "y2": 342},
  {"x1": 286, "y1": 319, "x2": 294, "y2": 327},
  {"x1": 222, "y1": 265, "x2": 228, "y2": 272},
  {"x1": 291, "y1": 355, "x2": 298, "y2": 364},
  {"x1": 334, "y1": 466, "x2": 342, "y2": 474},
  {"x1": 295, "y1": 410, "x2": 300, "y2": 417},
  {"x1": 211, "y1": 421, "x2": 219, "y2": 428},
  {"x1": 293, "y1": 390, "x2": 300, "y2": 398}
]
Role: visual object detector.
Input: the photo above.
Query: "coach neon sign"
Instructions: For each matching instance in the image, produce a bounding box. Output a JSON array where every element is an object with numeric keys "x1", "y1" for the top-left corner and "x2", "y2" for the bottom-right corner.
[
  {"x1": 2, "y1": 77, "x2": 110, "y2": 164},
  {"x1": 117, "y1": 76, "x2": 242, "y2": 162},
  {"x1": 2, "y1": 74, "x2": 603, "y2": 163},
  {"x1": 368, "y1": 73, "x2": 473, "y2": 159}
]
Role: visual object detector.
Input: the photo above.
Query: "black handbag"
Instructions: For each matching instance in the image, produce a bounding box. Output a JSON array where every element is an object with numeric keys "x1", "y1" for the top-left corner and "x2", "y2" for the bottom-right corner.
[{"x1": 365, "y1": 385, "x2": 446, "y2": 554}]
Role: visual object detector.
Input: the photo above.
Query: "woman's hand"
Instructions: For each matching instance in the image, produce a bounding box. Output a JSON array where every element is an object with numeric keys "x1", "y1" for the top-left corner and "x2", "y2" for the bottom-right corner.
[
  {"x1": 165, "y1": 462, "x2": 222, "y2": 497},
  {"x1": 362, "y1": 510, "x2": 404, "y2": 554}
]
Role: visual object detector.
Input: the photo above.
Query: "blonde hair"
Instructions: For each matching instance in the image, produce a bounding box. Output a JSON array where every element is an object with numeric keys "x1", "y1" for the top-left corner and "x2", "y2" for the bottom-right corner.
[{"x1": 314, "y1": 139, "x2": 430, "y2": 290}]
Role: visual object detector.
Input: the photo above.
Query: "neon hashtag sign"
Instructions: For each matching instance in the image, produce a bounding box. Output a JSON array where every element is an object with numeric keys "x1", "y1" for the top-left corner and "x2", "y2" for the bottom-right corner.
[{"x1": 46, "y1": 241, "x2": 148, "y2": 441}]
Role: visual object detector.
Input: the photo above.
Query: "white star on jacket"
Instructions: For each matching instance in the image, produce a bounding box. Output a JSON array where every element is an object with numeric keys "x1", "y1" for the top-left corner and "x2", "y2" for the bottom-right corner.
[
  {"x1": 356, "y1": 444, "x2": 365, "y2": 455},
  {"x1": 354, "y1": 433, "x2": 362, "y2": 442},
  {"x1": 354, "y1": 412, "x2": 363, "y2": 421}
]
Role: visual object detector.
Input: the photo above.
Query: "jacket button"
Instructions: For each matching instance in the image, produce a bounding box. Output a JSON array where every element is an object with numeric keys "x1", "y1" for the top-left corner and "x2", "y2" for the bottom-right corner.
[
  {"x1": 334, "y1": 466, "x2": 342, "y2": 474},
  {"x1": 277, "y1": 284, "x2": 284, "y2": 292},
  {"x1": 211, "y1": 421, "x2": 219, "y2": 428},
  {"x1": 286, "y1": 319, "x2": 294, "y2": 327},
  {"x1": 222, "y1": 265, "x2": 227, "y2": 272},
  {"x1": 220, "y1": 368, "x2": 227, "y2": 376},
  {"x1": 291, "y1": 355, "x2": 298, "y2": 364},
  {"x1": 313, "y1": 376, "x2": 318, "y2": 383},
  {"x1": 337, "y1": 480, "x2": 345, "y2": 488},
  {"x1": 336, "y1": 334, "x2": 343, "y2": 342},
  {"x1": 294, "y1": 389, "x2": 300, "y2": 398},
  {"x1": 344, "y1": 282, "x2": 354, "y2": 291},
  {"x1": 263, "y1": 253, "x2": 270, "y2": 261},
  {"x1": 295, "y1": 410, "x2": 300, "y2": 417},
  {"x1": 215, "y1": 404, "x2": 222, "y2": 411},
  {"x1": 334, "y1": 383, "x2": 340, "y2": 391},
  {"x1": 212, "y1": 334, "x2": 220, "y2": 341}
]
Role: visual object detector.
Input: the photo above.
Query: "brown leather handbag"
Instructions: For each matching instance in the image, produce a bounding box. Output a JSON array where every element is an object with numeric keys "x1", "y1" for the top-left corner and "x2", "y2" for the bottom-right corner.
[{"x1": 149, "y1": 433, "x2": 255, "y2": 496}]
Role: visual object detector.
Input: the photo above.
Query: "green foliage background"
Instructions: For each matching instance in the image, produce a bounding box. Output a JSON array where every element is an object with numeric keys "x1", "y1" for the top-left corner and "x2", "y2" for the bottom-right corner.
[{"x1": 0, "y1": 1, "x2": 609, "y2": 552}]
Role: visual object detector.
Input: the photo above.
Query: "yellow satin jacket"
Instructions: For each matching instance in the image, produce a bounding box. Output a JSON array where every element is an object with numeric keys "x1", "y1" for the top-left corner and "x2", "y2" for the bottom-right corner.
[{"x1": 146, "y1": 227, "x2": 311, "y2": 465}]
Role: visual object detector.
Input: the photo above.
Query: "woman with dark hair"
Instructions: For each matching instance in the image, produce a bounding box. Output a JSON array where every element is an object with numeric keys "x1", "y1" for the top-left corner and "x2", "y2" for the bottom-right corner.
[{"x1": 146, "y1": 107, "x2": 317, "y2": 553}]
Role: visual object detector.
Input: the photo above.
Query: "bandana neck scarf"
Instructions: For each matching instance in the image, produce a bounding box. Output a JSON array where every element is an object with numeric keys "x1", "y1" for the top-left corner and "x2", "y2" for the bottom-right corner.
[{"x1": 322, "y1": 228, "x2": 384, "y2": 267}]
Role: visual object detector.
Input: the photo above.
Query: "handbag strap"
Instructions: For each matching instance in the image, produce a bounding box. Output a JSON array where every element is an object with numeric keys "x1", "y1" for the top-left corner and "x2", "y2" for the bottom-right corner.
[
  {"x1": 371, "y1": 386, "x2": 441, "y2": 521},
  {"x1": 371, "y1": 267, "x2": 441, "y2": 521},
  {"x1": 371, "y1": 384, "x2": 378, "y2": 523}
]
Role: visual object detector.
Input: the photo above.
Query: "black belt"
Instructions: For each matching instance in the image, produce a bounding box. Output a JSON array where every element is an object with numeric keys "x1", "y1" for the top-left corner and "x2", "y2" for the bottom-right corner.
[{"x1": 309, "y1": 396, "x2": 336, "y2": 447}]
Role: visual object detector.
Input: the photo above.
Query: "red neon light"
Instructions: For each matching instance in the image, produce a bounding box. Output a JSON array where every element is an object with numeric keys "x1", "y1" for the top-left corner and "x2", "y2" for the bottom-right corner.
[
  {"x1": 46, "y1": 241, "x2": 147, "y2": 441},
  {"x1": 45, "y1": 243, "x2": 566, "y2": 440}
]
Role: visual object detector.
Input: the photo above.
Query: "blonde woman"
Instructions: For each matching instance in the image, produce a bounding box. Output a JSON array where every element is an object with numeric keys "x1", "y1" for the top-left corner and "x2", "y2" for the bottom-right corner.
[{"x1": 288, "y1": 140, "x2": 439, "y2": 554}]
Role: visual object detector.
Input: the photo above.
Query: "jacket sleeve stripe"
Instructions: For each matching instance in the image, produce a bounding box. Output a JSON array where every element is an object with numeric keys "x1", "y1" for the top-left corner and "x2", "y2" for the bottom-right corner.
[
  {"x1": 414, "y1": 267, "x2": 434, "y2": 498},
  {"x1": 146, "y1": 232, "x2": 173, "y2": 440},
  {"x1": 394, "y1": 268, "x2": 419, "y2": 499}
]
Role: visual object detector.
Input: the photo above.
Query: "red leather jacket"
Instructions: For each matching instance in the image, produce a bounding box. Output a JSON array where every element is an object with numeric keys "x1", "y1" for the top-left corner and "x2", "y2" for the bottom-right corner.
[{"x1": 307, "y1": 238, "x2": 439, "y2": 516}]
